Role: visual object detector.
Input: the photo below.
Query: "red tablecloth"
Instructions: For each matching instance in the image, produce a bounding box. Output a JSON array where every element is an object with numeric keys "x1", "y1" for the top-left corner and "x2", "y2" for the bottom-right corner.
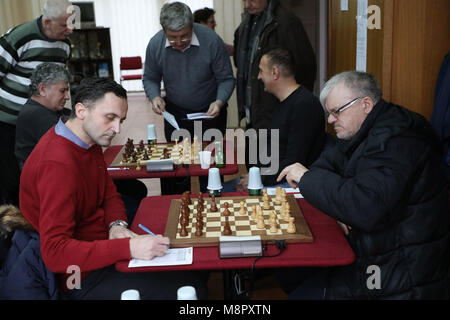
[
  {"x1": 103, "y1": 142, "x2": 238, "y2": 179},
  {"x1": 115, "y1": 192, "x2": 355, "y2": 272}
]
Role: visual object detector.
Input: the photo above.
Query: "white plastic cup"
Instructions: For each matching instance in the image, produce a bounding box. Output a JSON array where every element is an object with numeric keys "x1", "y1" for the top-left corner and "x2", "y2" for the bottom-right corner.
[
  {"x1": 247, "y1": 167, "x2": 264, "y2": 190},
  {"x1": 199, "y1": 151, "x2": 212, "y2": 169},
  {"x1": 177, "y1": 286, "x2": 197, "y2": 300},
  {"x1": 121, "y1": 289, "x2": 140, "y2": 300},
  {"x1": 207, "y1": 167, "x2": 222, "y2": 190},
  {"x1": 147, "y1": 124, "x2": 157, "y2": 140}
]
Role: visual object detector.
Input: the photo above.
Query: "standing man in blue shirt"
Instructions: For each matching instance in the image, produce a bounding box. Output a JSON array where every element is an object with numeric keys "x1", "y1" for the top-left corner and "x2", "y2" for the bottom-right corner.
[{"x1": 143, "y1": 2, "x2": 235, "y2": 194}]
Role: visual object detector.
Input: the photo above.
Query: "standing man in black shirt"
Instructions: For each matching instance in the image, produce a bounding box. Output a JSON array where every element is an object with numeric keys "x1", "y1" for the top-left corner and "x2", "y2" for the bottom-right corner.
[{"x1": 233, "y1": 47, "x2": 325, "y2": 190}]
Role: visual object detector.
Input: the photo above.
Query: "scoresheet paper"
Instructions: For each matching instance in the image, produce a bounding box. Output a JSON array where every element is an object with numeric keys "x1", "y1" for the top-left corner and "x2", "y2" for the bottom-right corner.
[{"x1": 128, "y1": 247, "x2": 193, "y2": 268}]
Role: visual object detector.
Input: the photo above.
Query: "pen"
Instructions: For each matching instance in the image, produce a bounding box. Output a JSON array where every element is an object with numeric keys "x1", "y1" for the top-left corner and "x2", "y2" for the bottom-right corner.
[
  {"x1": 107, "y1": 167, "x2": 130, "y2": 171},
  {"x1": 138, "y1": 224, "x2": 156, "y2": 236},
  {"x1": 138, "y1": 224, "x2": 171, "y2": 248}
]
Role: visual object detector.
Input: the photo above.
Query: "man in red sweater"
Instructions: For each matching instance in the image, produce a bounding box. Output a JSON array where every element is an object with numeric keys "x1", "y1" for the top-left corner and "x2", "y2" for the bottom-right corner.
[{"x1": 19, "y1": 78, "x2": 207, "y2": 299}]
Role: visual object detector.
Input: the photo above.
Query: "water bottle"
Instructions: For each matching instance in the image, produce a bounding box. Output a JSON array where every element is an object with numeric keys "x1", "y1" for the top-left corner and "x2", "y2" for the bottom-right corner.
[{"x1": 214, "y1": 141, "x2": 225, "y2": 168}]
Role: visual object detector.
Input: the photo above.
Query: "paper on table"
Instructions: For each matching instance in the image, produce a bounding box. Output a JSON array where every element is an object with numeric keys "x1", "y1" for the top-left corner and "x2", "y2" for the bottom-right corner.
[
  {"x1": 187, "y1": 112, "x2": 214, "y2": 120},
  {"x1": 162, "y1": 111, "x2": 180, "y2": 130},
  {"x1": 128, "y1": 247, "x2": 193, "y2": 268}
]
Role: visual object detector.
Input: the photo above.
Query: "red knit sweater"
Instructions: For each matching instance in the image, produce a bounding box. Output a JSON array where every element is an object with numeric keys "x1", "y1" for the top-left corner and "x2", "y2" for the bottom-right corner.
[{"x1": 20, "y1": 128, "x2": 131, "y2": 290}]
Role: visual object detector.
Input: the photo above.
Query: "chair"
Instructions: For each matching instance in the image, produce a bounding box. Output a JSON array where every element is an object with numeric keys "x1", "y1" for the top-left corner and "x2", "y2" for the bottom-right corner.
[{"x1": 119, "y1": 56, "x2": 143, "y2": 85}]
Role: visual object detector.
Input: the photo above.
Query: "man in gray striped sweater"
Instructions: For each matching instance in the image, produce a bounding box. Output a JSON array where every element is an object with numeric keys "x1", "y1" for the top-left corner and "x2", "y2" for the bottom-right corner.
[{"x1": 0, "y1": 0, "x2": 72, "y2": 205}]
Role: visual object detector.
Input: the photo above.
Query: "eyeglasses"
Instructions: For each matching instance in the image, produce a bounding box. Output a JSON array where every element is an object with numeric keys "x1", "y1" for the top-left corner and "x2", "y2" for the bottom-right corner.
[
  {"x1": 168, "y1": 38, "x2": 191, "y2": 44},
  {"x1": 325, "y1": 97, "x2": 364, "y2": 119}
]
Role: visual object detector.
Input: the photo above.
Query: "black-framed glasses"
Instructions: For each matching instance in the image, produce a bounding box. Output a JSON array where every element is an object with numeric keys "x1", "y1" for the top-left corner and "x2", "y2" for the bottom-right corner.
[{"x1": 325, "y1": 96, "x2": 364, "y2": 119}]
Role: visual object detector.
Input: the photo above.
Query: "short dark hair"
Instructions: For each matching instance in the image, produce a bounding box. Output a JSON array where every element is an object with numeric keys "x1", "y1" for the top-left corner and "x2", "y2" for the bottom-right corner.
[
  {"x1": 71, "y1": 77, "x2": 127, "y2": 118},
  {"x1": 263, "y1": 47, "x2": 295, "y2": 78},
  {"x1": 193, "y1": 7, "x2": 215, "y2": 23}
]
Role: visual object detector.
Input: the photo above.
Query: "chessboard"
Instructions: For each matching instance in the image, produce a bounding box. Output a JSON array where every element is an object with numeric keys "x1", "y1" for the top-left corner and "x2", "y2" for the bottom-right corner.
[
  {"x1": 164, "y1": 191, "x2": 313, "y2": 248},
  {"x1": 109, "y1": 137, "x2": 204, "y2": 167}
]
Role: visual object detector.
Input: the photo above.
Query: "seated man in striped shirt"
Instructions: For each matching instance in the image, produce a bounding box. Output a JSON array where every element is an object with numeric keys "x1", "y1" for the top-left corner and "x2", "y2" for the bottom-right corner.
[{"x1": 0, "y1": 0, "x2": 73, "y2": 206}]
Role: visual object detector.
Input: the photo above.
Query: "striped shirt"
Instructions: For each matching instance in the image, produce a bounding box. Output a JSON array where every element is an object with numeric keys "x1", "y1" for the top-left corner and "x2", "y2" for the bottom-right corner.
[{"x1": 0, "y1": 17, "x2": 71, "y2": 125}]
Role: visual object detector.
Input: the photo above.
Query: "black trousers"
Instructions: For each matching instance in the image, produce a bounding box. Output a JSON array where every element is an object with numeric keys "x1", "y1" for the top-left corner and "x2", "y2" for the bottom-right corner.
[
  {"x1": 0, "y1": 122, "x2": 20, "y2": 206},
  {"x1": 160, "y1": 100, "x2": 227, "y2": 195},
  {"x1": 64, "y1": 265, "x2": 209, "y2": 300}
]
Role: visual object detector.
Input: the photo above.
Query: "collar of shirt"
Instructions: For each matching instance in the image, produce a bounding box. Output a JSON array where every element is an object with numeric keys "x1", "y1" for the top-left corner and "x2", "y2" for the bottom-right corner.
[
  {"x1": 55, "y1": 118, "x2": 90, "y2": 149},
  {"x1": 165, "y1": 31, "x2": 200, "y2": 52}
]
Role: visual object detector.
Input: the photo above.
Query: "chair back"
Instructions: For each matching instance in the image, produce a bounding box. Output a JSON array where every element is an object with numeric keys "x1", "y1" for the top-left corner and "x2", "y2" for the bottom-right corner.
[{"x1": 120, "y1": 56, "x2": 142, "y2": 70}]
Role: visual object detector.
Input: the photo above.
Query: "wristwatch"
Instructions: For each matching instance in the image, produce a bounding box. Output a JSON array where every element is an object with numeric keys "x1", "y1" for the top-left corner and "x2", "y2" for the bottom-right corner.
[{"x1": 109, "y1": 220, "x2": 128, "y2": 230}]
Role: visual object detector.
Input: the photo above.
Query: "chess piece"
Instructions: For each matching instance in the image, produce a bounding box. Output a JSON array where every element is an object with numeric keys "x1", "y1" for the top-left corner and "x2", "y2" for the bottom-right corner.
[
  {"x1": 136, "y1": 161, "x2": 141, "y2": 171},
  {"x1": 196, "y1": 202, "x2": 204, "y2": 214},
  {"x1": 210, "y1": 195, "x2": 218, "y2": 212},
  {"x1": 257, "y1": 205, "x2": 263, "y2": 218},
  {"x1": 251, "y1": 205, "x2": 257, "y2": 219},
  {"x1": 282, "y1": 202, "x2": 291, "y2": 221},
  {"x1": 222, "y1": 202, "x2": 231, "y2": 216},
  {"x1": 195, "y1": 222, "x2": 203, "y2": 236},
  {"x1": 196, "y1": 216, "x2": 204, "y2": 229},
  {"x1": 198, "y1": 192, "x2": 204, "y2": 204},
  {"x1": 223, "y1": 216, "x2": 232, "y2": 235},
  {"x1": 180, "y1": 225, "x2": 188, "y2": 237},
  {"x1": 274, "y1": 187, "x2": 282, "y2": 205},
  {"x1": 239, "y1": 201, "x2": 246, "y2": 215},
  {"x1": 256, "y1": 216, "x2": 265, "y2": 229},
  {"x1": 269, "y1": 222, "x2": 278, "y2": 234},
  {"x1": 287, "y1": 217, "x2": 296, "y2": 234},
  {"x1": 183, "y1": 191, "x2": 192, "y2": 205},
  {"x1": 263, "y1": 194, "x2": 270, "y2": 210},
  {"x1": 180, "y1": 214, "x2": 188, "y2": 226}
]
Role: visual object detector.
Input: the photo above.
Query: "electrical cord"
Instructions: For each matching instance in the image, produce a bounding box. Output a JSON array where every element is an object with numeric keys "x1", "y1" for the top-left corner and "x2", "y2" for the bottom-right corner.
[{"x1": 245, "y1": 240, "x2": 287, "y2": 299}]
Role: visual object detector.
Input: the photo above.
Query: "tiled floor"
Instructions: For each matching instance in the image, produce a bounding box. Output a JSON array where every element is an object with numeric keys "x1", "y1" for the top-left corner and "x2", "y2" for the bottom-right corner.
[{"x1": 110, "y1": 92, "x2": 286, "y2": 299}]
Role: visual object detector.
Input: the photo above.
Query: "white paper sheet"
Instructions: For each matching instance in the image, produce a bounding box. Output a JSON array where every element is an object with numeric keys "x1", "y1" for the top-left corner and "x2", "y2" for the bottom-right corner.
[
  {"x1": 341, "y1": 0, "x2": 348, "y2": 11},
  {"x1": 266, "y1": 187, "x2": 303, "y2": 198},
  {"x1": 128, "y1": 247, "x2": 193, "y2": 268},
  {"x1": 162, "y1": 111, "x2": 180, "y2": 130},
  {"x1": 187, "y1": 112, "x2": 214, "y2": 120},
  {"x1": 356, "y1": 0, "x2": 368, "y2": 71}
]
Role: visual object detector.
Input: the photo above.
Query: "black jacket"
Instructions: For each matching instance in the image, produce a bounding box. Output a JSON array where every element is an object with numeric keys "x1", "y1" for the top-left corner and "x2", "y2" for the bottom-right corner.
[
  {"x1": 233, "y1": 0, "x2": 316, "y2": 130},
  {"x1": 300, "y1": 100, "x2": 450, "y2": 299}
]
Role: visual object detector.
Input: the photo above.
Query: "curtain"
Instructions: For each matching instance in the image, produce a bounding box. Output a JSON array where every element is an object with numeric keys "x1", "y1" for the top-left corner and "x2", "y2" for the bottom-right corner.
[{"x1": 0, "y1": 0, "x2": 45, "y2": 35}]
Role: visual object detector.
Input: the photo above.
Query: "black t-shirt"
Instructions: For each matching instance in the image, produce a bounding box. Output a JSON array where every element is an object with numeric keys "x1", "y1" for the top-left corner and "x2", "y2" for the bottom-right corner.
[{"x1": 261, "y1": 86, "x2": 326, "y2": 186}]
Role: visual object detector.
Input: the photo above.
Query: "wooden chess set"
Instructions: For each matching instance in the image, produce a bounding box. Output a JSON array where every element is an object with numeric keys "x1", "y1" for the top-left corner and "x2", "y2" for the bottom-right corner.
[
  {"x1": 164, "y1": 189, "x2": 314, "y2": 248},
  {"x1": 109, "y1": 137, "x2": 204, "y2": 168}
]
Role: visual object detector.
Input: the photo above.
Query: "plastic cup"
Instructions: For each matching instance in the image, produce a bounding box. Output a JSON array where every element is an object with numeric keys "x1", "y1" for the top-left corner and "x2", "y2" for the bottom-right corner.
[
  {"x1": 248, "y1": 167, "x2": 263, "y2": 195},
  {"x1": 121, "y1": 289, "x2": 140, "y2": 300},
  {"x1": 199, "y1": 151, "x2": 212, "y2": 169},
  {"x1": 147, "y1": 124, "x2": 157, "y2": 144},
  {"x1": 207, "y1": 167, "x2": 222, "y2": 190},
  {"x1": 177, "y1": 286, "x2": 197, "y2": 300}
]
